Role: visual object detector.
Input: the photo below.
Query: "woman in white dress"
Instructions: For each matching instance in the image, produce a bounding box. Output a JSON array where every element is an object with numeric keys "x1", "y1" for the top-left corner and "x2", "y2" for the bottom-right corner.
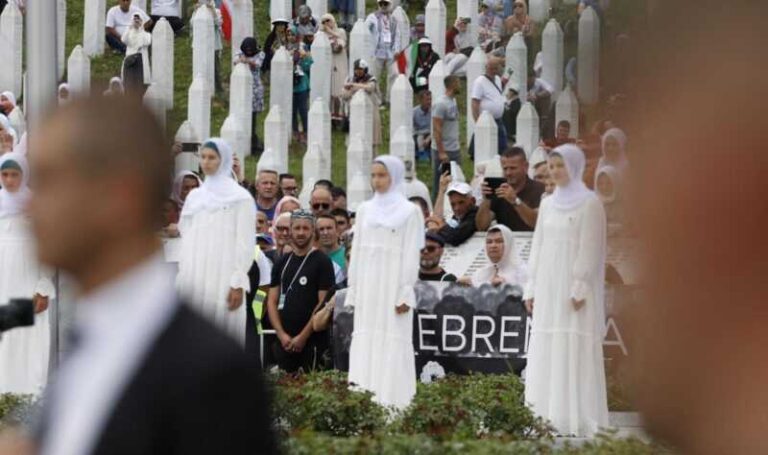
[
  {"x1": 0, "y1": 152, "x2": 55, "y2": 395},
  {"x1": 176, "y1": 138, "x2": 255, "y2": 344},
  {"x1": 121, "y1": 15, "x2": 152, "y2": 95},
  {"x1": 523, "y1": 144, "x2": 609, "y2": 437},
  {"x1": 347, "y1": 155, "x2": 424, "y2": 411}
]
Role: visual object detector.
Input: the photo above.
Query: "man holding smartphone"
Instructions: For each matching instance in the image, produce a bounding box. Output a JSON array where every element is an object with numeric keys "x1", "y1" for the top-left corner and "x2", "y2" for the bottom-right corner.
[
  {"x1": 476, "y1": 146, "x2": 544, "y2": 231},
  {"x1": 431, "y1": 75, "x2": 462, "y2": 198}
]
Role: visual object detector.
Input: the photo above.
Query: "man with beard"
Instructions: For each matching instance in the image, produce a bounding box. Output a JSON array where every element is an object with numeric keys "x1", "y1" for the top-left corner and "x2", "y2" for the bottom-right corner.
[
  {"x1": 418, "y1": 233, "x2": 457, "y2": 282},
  {"x1": 266, "y1": 210, "x2": 334, "y2": 373}
]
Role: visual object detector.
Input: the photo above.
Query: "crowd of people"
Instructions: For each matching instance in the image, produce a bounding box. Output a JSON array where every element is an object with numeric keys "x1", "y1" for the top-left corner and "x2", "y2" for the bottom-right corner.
[{"x1": 0, "y1": 0, "x2": 634, "y2": 444}]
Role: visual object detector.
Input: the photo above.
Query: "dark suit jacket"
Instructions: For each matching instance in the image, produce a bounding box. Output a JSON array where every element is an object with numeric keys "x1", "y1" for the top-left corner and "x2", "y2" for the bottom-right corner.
[{"x1": 87, "y1": 303, "x2": 277, "y2": 454}]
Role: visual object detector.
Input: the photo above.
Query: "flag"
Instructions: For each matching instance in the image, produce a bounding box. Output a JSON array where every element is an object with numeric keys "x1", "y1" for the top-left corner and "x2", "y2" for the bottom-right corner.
[{"x1": 220, "y1": 0, "x2": 233, "y2": 42}]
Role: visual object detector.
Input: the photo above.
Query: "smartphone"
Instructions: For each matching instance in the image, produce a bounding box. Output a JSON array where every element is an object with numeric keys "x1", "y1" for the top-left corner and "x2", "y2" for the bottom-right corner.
[
  {"x1": 181, "y1": 142, "x2": 199, "y2": 153},
  {"x1": 439, "y1": 161, "x2": 451, "y2": 176},
  {"x1": 485, "y1": 177, "x2": 506, "y2": 198}
]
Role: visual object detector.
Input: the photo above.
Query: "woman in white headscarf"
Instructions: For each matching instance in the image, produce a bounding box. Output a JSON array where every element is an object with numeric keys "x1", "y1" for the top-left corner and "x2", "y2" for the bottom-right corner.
[
  {"x1": 319, "y1": 13, "x2": 349, "y2": 120},
  {"x1": 170, "y1": 170, "x2": 201, "y2": 209},
  {"x1": 121, "y1": 14, "x2": 152, "y2": 95},
  {"x1": 103, "y1": 77, "x2": 125, "y2": 97},
  {"x1": 0, "y1": 152, "x2": 55, "y2": 395},
  {"x1": 176, "y1": 138, "x2": 256, "y2": 344},
  {"x1": 0, "y1": 91, "x2": 16, "y2": 116},
  {"x1": 0, "y1": 114, "x2": 18, "y2": 154},
  {"x1": 460, "y1": 224, "x2": 526, "y2": 287},
  {"x1": 596, "y1": 128, "x2": 629, "y2": 179},
  {"x1": 57, "y1": 83, "x2": 71, "y2": 106},
  {"x1": 594, "y1": 165, "x2": 624, "y2": 229},
  {"x1": 347, "y1": 155, "x2": 424, "y2": 411},
  {"x1": 523, "y1": 144, "x2": 609, "y2": 437}
]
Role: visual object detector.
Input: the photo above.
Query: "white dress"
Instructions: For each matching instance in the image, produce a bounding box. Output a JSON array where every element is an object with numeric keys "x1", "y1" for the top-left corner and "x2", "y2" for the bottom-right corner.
[
  {"x1": 523, "y1": 194, "x2": 609, "y2": 437},
  {"x1": 176, "y1": 199, "x2": 255, "y2": 344},
  {"x1": 347, "y1": 203, "x2": 423, "y2": 410},
  {"x1": 0, "y1": 214, "x2": 55, "y2": 395}
]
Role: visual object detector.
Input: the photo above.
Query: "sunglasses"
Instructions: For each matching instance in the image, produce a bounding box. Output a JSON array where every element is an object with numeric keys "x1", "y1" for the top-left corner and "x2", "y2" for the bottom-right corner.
[
  {"x1": 514, "y1": 4, "x2": 524, "y2": 8},
  {"x1": 275, "y1": 226, "x2": 290, "y2": 233},
  {"x1": 421, "y1": 246, "x2": 439, "y2": 253},
  {"x1": 312, "y1": 203, "x2": 331, "y2": 210}
]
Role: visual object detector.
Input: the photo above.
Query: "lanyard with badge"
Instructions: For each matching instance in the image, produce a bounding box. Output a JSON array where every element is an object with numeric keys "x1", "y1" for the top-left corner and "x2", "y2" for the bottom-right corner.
[{"x1": 278, "y1": 249, "x2": 314, "y2": 310}]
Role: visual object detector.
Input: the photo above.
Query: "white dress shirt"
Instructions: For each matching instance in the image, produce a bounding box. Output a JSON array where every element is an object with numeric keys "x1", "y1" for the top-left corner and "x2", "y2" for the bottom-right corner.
[{"x1": 40, "y1": 253, "x2": 178, "y2": 455}]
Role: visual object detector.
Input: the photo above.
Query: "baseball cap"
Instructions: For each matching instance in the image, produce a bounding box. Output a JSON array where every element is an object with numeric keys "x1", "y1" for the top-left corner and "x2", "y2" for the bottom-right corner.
[
  {"x1": 447, "y1": 181, "x2": 473, "y2": 196},
  {"x1": 425, "y1": 232, "x2": 446, "y2": 247},
  {"x1": 415, "y1": 14, "x2": 425, "y2": 25}
]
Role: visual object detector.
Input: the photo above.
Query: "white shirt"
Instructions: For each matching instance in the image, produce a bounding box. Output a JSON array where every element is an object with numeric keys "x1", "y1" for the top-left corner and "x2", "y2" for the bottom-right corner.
[
  {"x1": 40, "y1": 254, "x2": 178, "y2": 455},
  {"x1": 151, "y1": 0, "x2": 181, "y2": 17},
  {"x1": 471, "y1": 74, "x2": 506, "y2": 120},
  {"x1": 106, "y1": 4, "x2": 150, "y2": 37}
]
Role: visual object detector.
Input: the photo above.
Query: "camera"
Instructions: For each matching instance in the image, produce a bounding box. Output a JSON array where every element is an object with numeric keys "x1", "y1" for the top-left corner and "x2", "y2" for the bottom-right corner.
[{"x1": 0, "y1": 299, "x2": 34, "y2": 334}]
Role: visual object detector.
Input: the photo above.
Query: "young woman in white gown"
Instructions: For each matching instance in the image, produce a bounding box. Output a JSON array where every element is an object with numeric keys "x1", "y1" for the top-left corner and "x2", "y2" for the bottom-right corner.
[
  {"x1": 176, "y1": 139, "x2": 255, "y2": 344},
  {"x1": 347, "y1": 155, "x2": 425, "y2": 411},
  {"x1": 0, "y1": 152, "x2": 55, "y2": 395},
  {"x1": 523, "y1": 144, "x2": 609, "y2": 437}
]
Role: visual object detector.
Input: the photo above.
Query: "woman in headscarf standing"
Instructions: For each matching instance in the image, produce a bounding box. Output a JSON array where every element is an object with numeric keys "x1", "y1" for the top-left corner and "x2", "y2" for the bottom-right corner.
[
  {"x1": 319, "y1": 14, "x2": 349, "y2": 122},
  {"x1": 234, "y1": 37, "x2": 267, "y2": 154},
  {"x1": 523, "y1": 144, "x2": 609, "y2": 437},
  {"x1": 342, "y1": 59, "x2": 382, "y2": 152},
  {"x1": 347, "y1": 155, "x2": 424, "y2": 411},
  {"x1": 121, "y1": 14, "x2": 152, "y2": 97},
  {"x1": 0, "y1": 114, "x2": 18, "y2": 154},
  {"x1": 176, "y1": 139, "x2": 256, "y2": 345},
  {"x1": 0, "y1": 152, "x2": 56, "y2": 395}
]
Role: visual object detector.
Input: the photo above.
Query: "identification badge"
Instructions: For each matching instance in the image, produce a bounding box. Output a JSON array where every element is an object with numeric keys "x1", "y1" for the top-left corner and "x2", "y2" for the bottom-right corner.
[
  {"x1": 382, "y1": 29, "x2": 392, "y2": 44},
  {"x1": 278, "y1": 293, "x2": 286, "y2": 310}
]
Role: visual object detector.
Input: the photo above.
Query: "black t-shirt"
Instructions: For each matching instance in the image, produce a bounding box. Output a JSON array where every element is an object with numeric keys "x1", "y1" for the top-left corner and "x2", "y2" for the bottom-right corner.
[
  {"x1": 419, "y1": 270, "x2": 458, "y2": 282},
  {"x1": 490, "y1": 178, "x2": 545, "y2": 232},
  {"x1": 270, "y1": 250, "x2": 334, "y2": 336}
]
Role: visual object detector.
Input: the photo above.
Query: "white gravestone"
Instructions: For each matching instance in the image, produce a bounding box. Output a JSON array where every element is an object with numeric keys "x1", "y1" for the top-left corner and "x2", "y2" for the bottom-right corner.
[
  {"x1": 504, "y1": 32, "x2": 527, "y2": 98},
  {"x1": 348, "y1": 90, "x2": 373, "y2": 170},
  {"x1": 529, "y1": 0, "x2": 551, "y2": 23},
  {"x1": 270, "y1": 1, "x2": 291, "y2": 23},
  {"x1": 457, "y1": 0, "x2": 479, "y2": 46},
  {"x1": 300, "y1": 142, "x2": 324, "y2": 205},
  {"x1": 0, "y1": 2, "x2": 23, "y2": 96},
  {"x1": 577, "y1": 6, "x2": 600, "y2": 105},
  {"x1": 175, "y1": 120, "x2": 200, "y2": 173},
  {"x1": 143, "y1": 83, "x2": 166, "y2": 130},
  {"x1": 428, "y1": 60, "x2": 446, "y2": 141},
  {"x1": 307, "y1": 98, "x2": 332, "y2": 180},
  {"x1": 542, "y1": 19, "x2": 564, "y2": 102},
  {"x1": 269, "y1": 47, "x2": 293, "y2": 146},
  {"x1": 391, "y1": 6, "x2": 411, "y2": 53},
  {"x1": 516, "y1": 102, "x2": 540, "y2": 158},
  {"x1": 466, "y1": 47, "x2": 486, "y2": 148},
  {"x1": 474, "y1": 111, "x2": 497, "y2": 173},
  {"x1": 391, "y1": 125, "x2": 415, "y2": 170},
  {"x1": 348, "y1": 19, "x2": 372, "y2": 75},
  {"x1": 220, "y1": 114, "x2": 247, "y2": 180},
  {"x1": 187, "y1": 75, "x2": 211, "y2": 141},
  {"x1": 555, "y1": 84, "x2": 579, "y2": 138},
  {"x1": 264, "y1": 104, "x2": 289, "y2": 174},
  {"x1": 83, "y1": 0, "x2": 105, "y2": 57},
  {"x1": 192, "y1": 5, "x2": 215, "y2": 97},
  {"x1": 230, "y1": 62, "x2": 253, "y2": 153},
  {"x1": 57, "y1": 0, "x2": 67, "y2": 79},
  {"x1": 67, "y1": 45, "x2": 91, "y2": 97},
  {"x1": 257, "y1": 147, "x2": 280, "y2": 175},
  {"x1": 231, "y1": 0, "x2": 253, "y2": 63},
  {"x1": 346, "y1": 133, "x2": 367, "y2": 193},
  {"x1": 307, "y1": 0, "x2": 327, "y2": 19},
  {"x1": 425, "y1": 0, "x2": 447, "y2": 57},
  {"x1": 347, "y1": 171, "x2": 370, "y2": 212},
  {"x1": 389, "y1": 74, "x2": 413, "y2": 140},
  {"x1": 309, "y1": 31, "x2": 332, "y2": 109},
  {"x1": 152, "y1": 18, "x2": 175, "y2": 109}
]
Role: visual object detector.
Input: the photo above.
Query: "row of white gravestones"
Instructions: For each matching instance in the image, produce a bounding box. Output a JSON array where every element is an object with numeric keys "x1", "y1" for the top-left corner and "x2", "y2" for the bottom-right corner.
[
  {"x1": 58, "y1": 0, "x2": 67, "y2": 79},
  {"x1": 504, "y1": 32, "x2": 527, "y2": 97},
  {"x1": 542, "y1": 19, "x2": 564, "y2": 103},
  {"x1": 192, "y1": 5, "x2": 215, "y2": 98},
  {"x1": 152, "y1": 18, "x2": 175, "y2": 109},
  {"x1": 348, "y1": 19, "x2": 372, "y2": 75},
  {"x1": 230, "y1": 0, "x2": 253, "y2": 63},
  {"x1": 425, "y1": 0, "x2": 447, "y2": 57},
  {"x1": 309, "y1": 32, "x2": 332, "y2": 111},
  {"x1": 270, "y1": 0, "x2": 291, "y2": 23},
  {"x1": 269, "y1": 47, "x2": 293, "y2": 147},
  {"x1": 67, "y1": 45, "x2": 91, "y2": 97},
  {"x1": 306, "y1": 98, "x2": 332, "y2": 180},
  {"x1": 83, "y1": 0, "x2": 105, "y2": 57},
  {"x1": 0, "y1": 2, "x2": 23, "y2": 97},
  {"x1": 465, "y1": 47, "x2": 486, "y2": 148},
  {"x1": 187, "y1": 75, "x2": 211, "y2": 142},
  {"x1": 456, "y1": 0, "x2": 479, "y2": 47},
  {"x1": 262, "y1": 105, "x2": 288, "y2": 174},
  {"x1": 389, "y1": 74, "x2": 413, "y2": 140},
  {"x1": 391, "y1": 6, "x2": 411, "y2": 53},
  {"x1": 578, "y1": 6, "x2": 600, "y2": 105}
]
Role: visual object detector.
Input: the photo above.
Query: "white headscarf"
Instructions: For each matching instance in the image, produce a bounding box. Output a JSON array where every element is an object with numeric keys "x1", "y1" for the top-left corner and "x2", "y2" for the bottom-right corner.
[
  {"x1": 365, "y1": 155, "x2": 414, "y2": 229},
  {"x1": 104, "y1": 77, "x2": 125, "y2": 96},
  {"x1": 595, "y1": 165, "x2": 620, "y2": 204},
  {"x1": 171, "y1": 170, "x2": 201, "y2": 206},
  {"x1": 0, "y1": 114, "x2": 18, "y2": 147},
  {"x1": 180, "y1": 138, "x2": 253, "y2": 216},
  {"x1": 1, "y1": 91, "x2": 17, "y2": 110},
  {"x1": 472, "y1": 224, "x2": 526, "y2": 286},
  {"x1": 597, "y1": 128, "x2": 629, "y2": 176},
  {"x1": 549, "y1": 144, "x2": 593, "y2": 211},
  {"x1": 58, "y1": 83, "x2": 71, "y2": 105},
  {"x1": 0, "y1": 152, "x2": 31, "y2": 218}
]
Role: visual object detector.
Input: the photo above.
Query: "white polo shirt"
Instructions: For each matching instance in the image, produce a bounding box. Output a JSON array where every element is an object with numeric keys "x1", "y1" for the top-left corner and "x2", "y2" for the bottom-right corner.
[{"x1": 471, "y1": 74, "x2": 506, "y2": 120}]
